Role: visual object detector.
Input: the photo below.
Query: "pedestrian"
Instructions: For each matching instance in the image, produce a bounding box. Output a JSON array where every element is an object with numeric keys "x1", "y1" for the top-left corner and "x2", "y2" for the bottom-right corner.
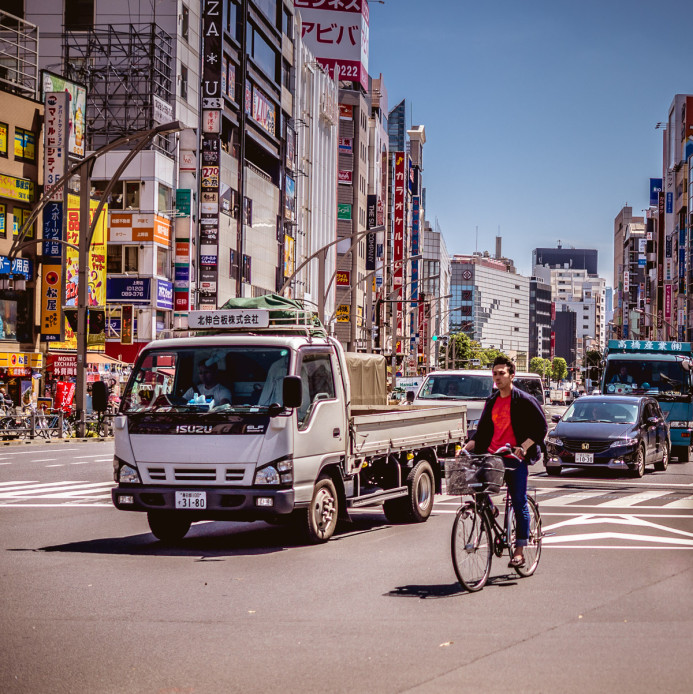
[{"x1": 462, "y1": 355, "x2": 548, "y2": 568}]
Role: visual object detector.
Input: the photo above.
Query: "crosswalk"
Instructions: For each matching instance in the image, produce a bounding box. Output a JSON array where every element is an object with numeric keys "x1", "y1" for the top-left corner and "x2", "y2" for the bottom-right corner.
[
  {"x1": 0, "y1": 480, "x2": 114, "y2": 506},
  {"x1": 434, "y1": 485, "x2": 693, "y2": 512}
]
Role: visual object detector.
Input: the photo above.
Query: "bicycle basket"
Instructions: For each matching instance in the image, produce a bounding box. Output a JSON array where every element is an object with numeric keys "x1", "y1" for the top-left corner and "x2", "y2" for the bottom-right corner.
[{"x1": 445, "y1": 455, "x2": 505, "y2": 495}]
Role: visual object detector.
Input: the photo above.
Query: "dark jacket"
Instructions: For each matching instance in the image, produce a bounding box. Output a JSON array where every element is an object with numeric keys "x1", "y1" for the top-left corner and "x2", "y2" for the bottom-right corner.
[{"x1": 470, "y1": 386, "x2": 548, "y2": 463}]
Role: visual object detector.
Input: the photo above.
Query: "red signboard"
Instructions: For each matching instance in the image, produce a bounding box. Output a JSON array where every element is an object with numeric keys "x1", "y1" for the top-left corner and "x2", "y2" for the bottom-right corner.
[
  {"x1": 336, "y1": 270, "x2": 350, "y2": 287},
  {"x1": 55, "y1": 381, "x2": 76, "y2": 413},
  {"x1": 338, "y1": 170, "x2": 352, "y2": 185}
]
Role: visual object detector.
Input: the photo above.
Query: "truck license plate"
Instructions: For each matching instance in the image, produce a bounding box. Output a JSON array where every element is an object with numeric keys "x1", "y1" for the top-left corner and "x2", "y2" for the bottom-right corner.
[
  {"x1": 575, "y1": 453, "x2": 593, "y2": 464},
  {"x1": 175, "y1": 491, "x2": 207, "y2": 509}
]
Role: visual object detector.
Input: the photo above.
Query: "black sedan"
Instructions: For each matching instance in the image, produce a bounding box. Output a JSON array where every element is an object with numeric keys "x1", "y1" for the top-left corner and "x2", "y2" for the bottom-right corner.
[{"x1": 545, "y1": 395, "x2": 670, "y2": 478}]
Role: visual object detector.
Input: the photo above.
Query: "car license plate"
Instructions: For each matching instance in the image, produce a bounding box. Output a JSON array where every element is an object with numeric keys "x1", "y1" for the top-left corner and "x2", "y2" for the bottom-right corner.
[
  {"x1": 575, "y1": 452, "x2": 593, "y2": 464},
  {"x1": 175, "y1": 491, "x2": 206, "y2": 509}
]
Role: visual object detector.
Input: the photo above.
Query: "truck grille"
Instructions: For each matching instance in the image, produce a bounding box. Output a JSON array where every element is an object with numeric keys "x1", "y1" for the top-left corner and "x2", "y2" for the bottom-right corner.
[{"x1": 143, "y1": 466, "x2": 247, "y2": 483}]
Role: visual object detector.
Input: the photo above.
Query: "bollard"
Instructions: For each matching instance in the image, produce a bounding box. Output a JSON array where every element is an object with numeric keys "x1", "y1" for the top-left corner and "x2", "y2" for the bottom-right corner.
[
  {"x1": 58, "y1": 411, "x2": 64, "y2": 439},
  {"x1": 30, "y1": 412, "x2": 36, "y2": 440}
]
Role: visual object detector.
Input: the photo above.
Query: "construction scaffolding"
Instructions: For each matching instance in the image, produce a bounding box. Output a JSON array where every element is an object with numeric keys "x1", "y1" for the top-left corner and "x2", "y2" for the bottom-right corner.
[
  {"x1": 63, "y1": 23, "x2": 175, "y2": 154},
  {"x1": 0, "y1": 10, "x2": 39, "y2": 100}
]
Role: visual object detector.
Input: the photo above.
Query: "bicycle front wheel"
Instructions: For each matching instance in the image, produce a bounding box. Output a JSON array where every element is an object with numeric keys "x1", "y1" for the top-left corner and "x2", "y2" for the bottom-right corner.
[
  {"x1": 451, "y1": 503, "x2": 493, "y2": 592},
  {"x1": 507, "y1": 496, "x2": 542, "y2": 577}
]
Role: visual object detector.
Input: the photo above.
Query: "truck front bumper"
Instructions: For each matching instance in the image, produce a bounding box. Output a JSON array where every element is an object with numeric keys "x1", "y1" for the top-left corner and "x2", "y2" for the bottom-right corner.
[{"x1": 112, "y1": 485, "x2": 295, "y2": 518}]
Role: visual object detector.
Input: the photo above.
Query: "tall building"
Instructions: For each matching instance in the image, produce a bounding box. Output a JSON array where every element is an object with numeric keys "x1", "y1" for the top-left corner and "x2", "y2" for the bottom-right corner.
[
  {"x1": 0, "y1": 9, "x2": 43, "y2": 405},
  {"x1": 612, "y1": 206, "x2": 644, "y2": 339},
  {"x1": 450, "y1": 253, "x2": 529, "y2": 370},
  {"x1": 529, "y1": 277, "x2": 552, "y2": 359},
  {"x1": 553, "y1": 307, "x2": 576, "y2": 370},
  {"x1": 532, "y1": 245, "x2": 598, "y2": 275},
  {"x1": 422, "y1": 219, "x2": 450, "y2": 368}
]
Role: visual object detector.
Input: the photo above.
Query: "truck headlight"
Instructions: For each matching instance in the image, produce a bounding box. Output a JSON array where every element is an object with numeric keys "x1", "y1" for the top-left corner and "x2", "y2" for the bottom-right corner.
[
  {"x1": 254, "y1": 456, "x2": 293, "y2": 486},
  {"x1": 113, "y1": 456, "x2": 141, "y2": 484},
  {"x1": 669, "y1": 421, "x2": 692, "y2": 428}
]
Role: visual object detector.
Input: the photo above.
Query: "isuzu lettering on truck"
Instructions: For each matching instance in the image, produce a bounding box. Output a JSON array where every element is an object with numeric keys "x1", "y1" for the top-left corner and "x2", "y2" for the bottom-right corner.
[{"x1": 112, "y1": 296, "x2": 467, "y2": 543}]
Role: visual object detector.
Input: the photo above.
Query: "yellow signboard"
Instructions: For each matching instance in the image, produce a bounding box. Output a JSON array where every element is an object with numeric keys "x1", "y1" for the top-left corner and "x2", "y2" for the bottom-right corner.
[
  {"x1": 0, "y1": 174, "x2": 34, "y2": 203},
  {"x1": 0, "y1": 123, "x2": 7, "y2": 156},
  {"x1": 40, "y1": 265, "x2": 63, "y2": 338},
  {"x1": 336, "y1": 304, "x2": 350, "y2": 322},
  {"x1": 0, "y1": 352, "x2": 43, "y2": 369}
]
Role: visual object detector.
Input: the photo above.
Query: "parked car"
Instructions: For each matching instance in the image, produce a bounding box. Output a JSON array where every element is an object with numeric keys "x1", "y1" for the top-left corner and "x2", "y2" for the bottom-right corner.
[{"x1": 545, "y1": 395, "x2": 670, "y2": 478}]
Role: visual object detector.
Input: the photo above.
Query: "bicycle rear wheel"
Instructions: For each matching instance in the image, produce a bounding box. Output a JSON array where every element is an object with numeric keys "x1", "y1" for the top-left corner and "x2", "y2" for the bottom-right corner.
[
  {"x1": 451, "y1": 503, "x2": 493, "y2": 592},
  {"x1": 507, "y1": 496, "x2": 542, "y2": 577}
]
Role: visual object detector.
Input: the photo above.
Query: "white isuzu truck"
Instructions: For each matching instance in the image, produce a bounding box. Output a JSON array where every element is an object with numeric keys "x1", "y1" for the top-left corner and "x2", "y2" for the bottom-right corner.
[{"x1": 112, "y1": 296, "x2": 466, "y2": 543}]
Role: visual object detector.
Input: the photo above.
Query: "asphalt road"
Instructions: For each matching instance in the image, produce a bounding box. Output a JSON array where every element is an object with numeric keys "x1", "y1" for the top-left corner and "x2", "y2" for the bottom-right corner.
[{"x1": 1, "y1": 439, "x2": 692, "y2": 694}]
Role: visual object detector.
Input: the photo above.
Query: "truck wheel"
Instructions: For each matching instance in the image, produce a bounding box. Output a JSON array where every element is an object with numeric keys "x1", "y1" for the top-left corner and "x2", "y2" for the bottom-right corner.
[
  {"x1": 673, "y1": 445, "x2": 690, "y2": 463},
  {"x1": 384, "y1": 460, "x2": 435, "y2": 524},
  {"x1": 303, "y1": 476, "x2": 339, "y2": 543},
  {"x1": 147, "y1": 511, "x2": 191, "y2": 543}
]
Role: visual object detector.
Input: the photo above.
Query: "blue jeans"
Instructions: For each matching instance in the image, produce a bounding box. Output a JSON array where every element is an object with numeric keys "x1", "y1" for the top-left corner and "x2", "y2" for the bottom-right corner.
[{"x1": 505, "y1": 461, "x2": 529, "y2": 546}]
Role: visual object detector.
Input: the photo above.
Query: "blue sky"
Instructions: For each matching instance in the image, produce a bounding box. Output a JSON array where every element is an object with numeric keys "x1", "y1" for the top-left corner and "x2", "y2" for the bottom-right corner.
[{"x1": 368, "y1": 0, "x2": 693, "y2": 286}]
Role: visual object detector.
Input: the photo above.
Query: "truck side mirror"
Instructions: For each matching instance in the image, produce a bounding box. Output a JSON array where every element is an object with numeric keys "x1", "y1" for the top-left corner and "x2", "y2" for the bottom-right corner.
[{"x1": 282, "y1": 375, "x2": 303, "y2": 409}]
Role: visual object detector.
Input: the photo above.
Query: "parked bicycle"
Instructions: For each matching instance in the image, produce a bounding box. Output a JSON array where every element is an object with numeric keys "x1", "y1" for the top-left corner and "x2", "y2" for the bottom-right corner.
[{"x1": 447, "y1": 446, "x2": 543, "y2": 592}]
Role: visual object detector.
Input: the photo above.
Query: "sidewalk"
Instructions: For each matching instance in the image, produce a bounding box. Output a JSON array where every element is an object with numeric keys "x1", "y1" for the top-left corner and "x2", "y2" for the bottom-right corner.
[{"x1": 1, "y1": 436, "x2": 113, "y2": 446}]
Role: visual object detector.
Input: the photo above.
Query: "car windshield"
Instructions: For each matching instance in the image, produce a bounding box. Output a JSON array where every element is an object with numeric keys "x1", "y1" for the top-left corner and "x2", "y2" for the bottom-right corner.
[
  {"x1": 604, "y1": 359, "x2": 690, "y2": 398},
  {"x1": 514, "y1": 377, "x2": 544, "y2": 404},
  {"x1": 121, "y1": 347, "x2": 291, "y2": 414},
  {"x1": 417, "y1": 374, "x2": 493, "y2": 400},
  {"x1": 563, "y1": 401, "x2": 638, "y2": 424}
]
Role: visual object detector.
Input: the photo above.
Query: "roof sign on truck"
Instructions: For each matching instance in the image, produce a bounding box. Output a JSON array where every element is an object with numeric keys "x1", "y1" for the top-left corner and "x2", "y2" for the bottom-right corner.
[
  {"x1": 608, "y1": 340, "x2": 691, "y2": 353},
  {"x1": 188, "y1": 310, "x2": 270, "y2": 328}
]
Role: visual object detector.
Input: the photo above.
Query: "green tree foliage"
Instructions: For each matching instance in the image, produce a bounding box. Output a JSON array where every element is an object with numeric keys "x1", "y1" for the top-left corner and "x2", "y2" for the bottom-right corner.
[
  {"x1": 529, "y1": 357, "x2": 551, "y2": 379},
  {"x1": 551, "y1": 357, "x2": 568, "y2": 382},
  {"x1": 438, "y1": 333, "x2": 507, "y2": 370}
]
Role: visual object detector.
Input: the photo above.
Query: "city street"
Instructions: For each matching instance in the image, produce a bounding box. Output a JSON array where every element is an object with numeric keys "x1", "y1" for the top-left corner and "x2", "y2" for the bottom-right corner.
[{"x1": 1, "y1": 440, "x2": 692, "y2": 693}]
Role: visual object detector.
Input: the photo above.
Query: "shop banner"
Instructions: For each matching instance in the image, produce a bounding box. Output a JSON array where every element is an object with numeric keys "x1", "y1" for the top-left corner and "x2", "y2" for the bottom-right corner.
[
  {"x1": 106, "y1": 277, "x2": 152, "y2": 304},
  {"x1": 55, "y1": 381, "x2": 76, "y2": 412},
  {"x1": 156, "y1": 280, "x2": 174, "y2": 310}
]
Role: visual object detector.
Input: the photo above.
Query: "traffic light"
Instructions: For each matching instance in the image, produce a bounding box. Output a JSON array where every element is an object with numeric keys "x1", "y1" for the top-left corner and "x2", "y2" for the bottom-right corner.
[{"x1": 431, "y1": 335, "x2": 438, "y2": 341}]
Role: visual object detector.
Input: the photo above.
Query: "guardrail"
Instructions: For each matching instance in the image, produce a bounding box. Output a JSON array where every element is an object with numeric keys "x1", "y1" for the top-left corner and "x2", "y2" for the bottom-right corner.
[{"x1": 0, "y1": 411, "x2": 114, "y2": 440}]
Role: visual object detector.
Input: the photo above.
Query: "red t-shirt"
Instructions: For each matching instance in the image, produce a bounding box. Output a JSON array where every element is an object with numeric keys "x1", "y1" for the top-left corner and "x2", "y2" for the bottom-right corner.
[{"x1": 488, "y1": 394, "x2": 517, "y2": 453}]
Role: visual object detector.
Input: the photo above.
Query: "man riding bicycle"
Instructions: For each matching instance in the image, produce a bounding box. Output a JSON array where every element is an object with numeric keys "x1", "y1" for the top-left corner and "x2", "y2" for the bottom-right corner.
[{"x1": 462, "y1": 356, "x2": 547, "y2": 568}]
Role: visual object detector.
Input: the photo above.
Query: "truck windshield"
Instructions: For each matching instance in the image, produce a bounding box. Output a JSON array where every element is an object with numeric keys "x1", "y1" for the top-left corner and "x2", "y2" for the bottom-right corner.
[
  {"x1": 121, "y1": 347, "x2": 290, "y2": 413},
  {"x1": 417, "y1": 374, "x2": 492, "y2": 400},
  {"x1": 603, "y1": 359, "x2": 690, "y2": 399}
]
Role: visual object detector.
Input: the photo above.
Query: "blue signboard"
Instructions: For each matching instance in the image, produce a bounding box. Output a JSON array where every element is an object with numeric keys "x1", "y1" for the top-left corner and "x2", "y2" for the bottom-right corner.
[
  {"x1": 42, "y1": 202, "x2": 63, "y2": 259},
  {"x1": 649, "y1": 178, "x2": 662, "y2": 207},
  {"x1": 0, "y1": 255, "x2": 32, "y2": 279},
  {"x1": 156, "y1": 279, "x2": 173, "y2": 310},
  {"x1": 666, "y1": 192, "x2": 673, "y2": 214},
  {"x1": 106, "y1": 277, "x2": 151, "y2": 304}
]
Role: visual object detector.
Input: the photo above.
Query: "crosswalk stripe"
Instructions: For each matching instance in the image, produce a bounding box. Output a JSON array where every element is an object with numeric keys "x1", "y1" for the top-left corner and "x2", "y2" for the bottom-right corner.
[
  {"x1": 0, "y1": 480, "x2": 36, "y2": 488},
  {"x1": 597, "y1": 490, "x2": 672, "y2": 508},
  {"x1": 0, "y1": 482, "x2": 113, "y2": 497},
  {"x1": 539, "y1": 491, "x2": 611, "y2": 506},
  {"x1": 661, "y1": 494, "x2": 693, "y2": 509}
]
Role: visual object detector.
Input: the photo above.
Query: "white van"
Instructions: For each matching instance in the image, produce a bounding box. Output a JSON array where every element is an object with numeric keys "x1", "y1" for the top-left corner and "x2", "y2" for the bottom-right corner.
[{"x1": 413, "y1": 369, "x2": 546, "y2": 438}]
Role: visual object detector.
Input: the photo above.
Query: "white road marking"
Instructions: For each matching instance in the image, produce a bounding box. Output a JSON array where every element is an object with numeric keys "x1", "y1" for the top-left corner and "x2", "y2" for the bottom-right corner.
[
  {"x1": 537, "y1": 490, "x2": 608, "y2": 506},
  {"x1": 0, "y1": 481, "x2": 112, "y2": 497},
  {"x1": 45, "y1": 464, "x2": 65, "y2": 468},
  {"x1": 596, "y1": 490, "x2": 672, "y2": 508},
  {"x1": 662, "y1": 494, "x2": 693, "y2": 509}
]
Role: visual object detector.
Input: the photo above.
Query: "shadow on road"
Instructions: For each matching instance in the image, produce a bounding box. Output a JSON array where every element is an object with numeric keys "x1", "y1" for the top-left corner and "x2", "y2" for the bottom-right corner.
[
  {"x1": 386, "y1": 573, "x2": 520, "y2": 599},
  {"x1": 10, "y1": 512, "x2": 392, "y2": 559}
]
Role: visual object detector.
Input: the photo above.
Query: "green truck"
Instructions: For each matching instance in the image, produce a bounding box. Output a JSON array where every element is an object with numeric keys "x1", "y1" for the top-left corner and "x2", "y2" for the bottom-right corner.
[{"x1": 601, "y1": 340, "x2": 693, "y2": 461}]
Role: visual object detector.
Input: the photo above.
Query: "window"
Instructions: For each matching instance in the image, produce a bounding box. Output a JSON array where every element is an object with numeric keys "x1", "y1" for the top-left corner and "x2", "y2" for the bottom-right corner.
[
  {"x1": 297, "y1": 352, "x2": 335, "y2": 428},
  {"x1": 247, "y1": 24, "x2": 278, "y2": 81},
  {"x1": 156, "y1": 247, "x2": 169, "y2": 277},
  {"x1": 180, "y1": 64, "x2": 188, "y2": 100},
  {"x1": 14, "y1": 126, "x2": 36, "y2": 162},
  {"x1": 0, "y1": 122, "x2": 7, "y2": 157},
  {"x1": 225, "y1": 0, "x2": 238, "y2": 38},
  {"x1": 65, "y1": 0, "x2": 94, "y2": 30},
  {"x1": 107, "y1": 245, "x2": 123, "y2": 273},
  {"x1": 181, "y1": 5, "x2": 189, "y2": 42},
  {"x1": 254, "y1": 0, "x2": 277, "y2": 25},
  {"x1": 124, "y1": 246, "x2": 139, "y2": 273},
  {"x1": 283, "y1": 7, "x2": 293, "y2": 40},
  {"x1": 158, "y1": 184, "x2": 172, "y2": 215},
  {"x1": 20, "y1": 208, "x2": 34, "y2": 239}
]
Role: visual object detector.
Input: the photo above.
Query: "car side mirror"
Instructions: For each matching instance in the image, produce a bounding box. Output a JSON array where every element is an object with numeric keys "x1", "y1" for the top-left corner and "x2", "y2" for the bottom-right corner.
[
  {"x1": 647, "y1": 416, "x2": 659, "y2": 425},
  {"x1": 282, "y1": 375, "x2": 302, "y2": 409},
  {"x1": 551, "y1": 414, "x2": 561, "y2": 423}
]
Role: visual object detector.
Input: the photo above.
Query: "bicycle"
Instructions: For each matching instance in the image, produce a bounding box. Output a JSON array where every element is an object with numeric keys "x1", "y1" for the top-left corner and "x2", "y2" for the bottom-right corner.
[{"x1": 447, "y1": 446, "x2": 543, "y2": 592}]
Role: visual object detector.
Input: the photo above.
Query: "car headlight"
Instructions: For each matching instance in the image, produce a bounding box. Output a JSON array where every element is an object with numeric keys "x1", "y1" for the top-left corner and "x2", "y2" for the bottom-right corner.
[
  {"x1": 669, "y1": 421, "x2": 693, "y2": 428},
  {"x1": 114, "y1": 457, "x2": 141, "y2": 484},
  {"x1": 254, "y1": 456, "x2": 293, "y2": 486},
  {"x1": 609, "y1": 437, "x2": 638, "y2": 448},
  {"x1": 547, "y1": 435, "x2": 563, "y2": 447}
]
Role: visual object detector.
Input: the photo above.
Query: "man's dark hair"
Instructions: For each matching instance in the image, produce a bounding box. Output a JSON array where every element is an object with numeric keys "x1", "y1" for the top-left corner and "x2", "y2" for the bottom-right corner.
[{"x1": 492, "y1": 355, "x2": 515, "y2": 375}]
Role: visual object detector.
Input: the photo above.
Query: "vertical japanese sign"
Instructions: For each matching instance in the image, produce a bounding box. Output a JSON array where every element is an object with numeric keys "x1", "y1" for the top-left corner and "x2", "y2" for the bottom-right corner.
[
  {"x1": 366, "y1": 194, "x2": 377, "y2": 271},
  {"x1": 394, "y1": 152, "x2": 406, "y2": 352},
  {"x1": 42, "y1": 72, "x2": 87, "y2": 158},
  {"x1": 174, "y1": 189, "x2": 193, "y2": 313},
  {"x1": 665, "y1": 284, "x2": 672, "y2": 322},
  {"x1": 41, "y1": 92, "x2": 69, "y2": 342},
  {"x1": 297, "y1": 0, "x2": 370, "y2": 92},
  {"x1": 200, "y1": 0, "x2": 222, "y2": 308},
  {"x1": 411, "y1": 195, "x2": 420, "y2": 301}
]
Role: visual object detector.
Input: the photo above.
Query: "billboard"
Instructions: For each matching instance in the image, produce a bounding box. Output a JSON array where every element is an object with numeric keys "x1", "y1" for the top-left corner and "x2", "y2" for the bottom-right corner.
[
  {"x1": 393, "y1": 152, "x2": 406, "y2": 351},
  {"x1": 42, "y1": 71, "x2": 87, "y2": 158},
  {"x1": 297, "y1": 0, "x2": 369, "y2": 92}
]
